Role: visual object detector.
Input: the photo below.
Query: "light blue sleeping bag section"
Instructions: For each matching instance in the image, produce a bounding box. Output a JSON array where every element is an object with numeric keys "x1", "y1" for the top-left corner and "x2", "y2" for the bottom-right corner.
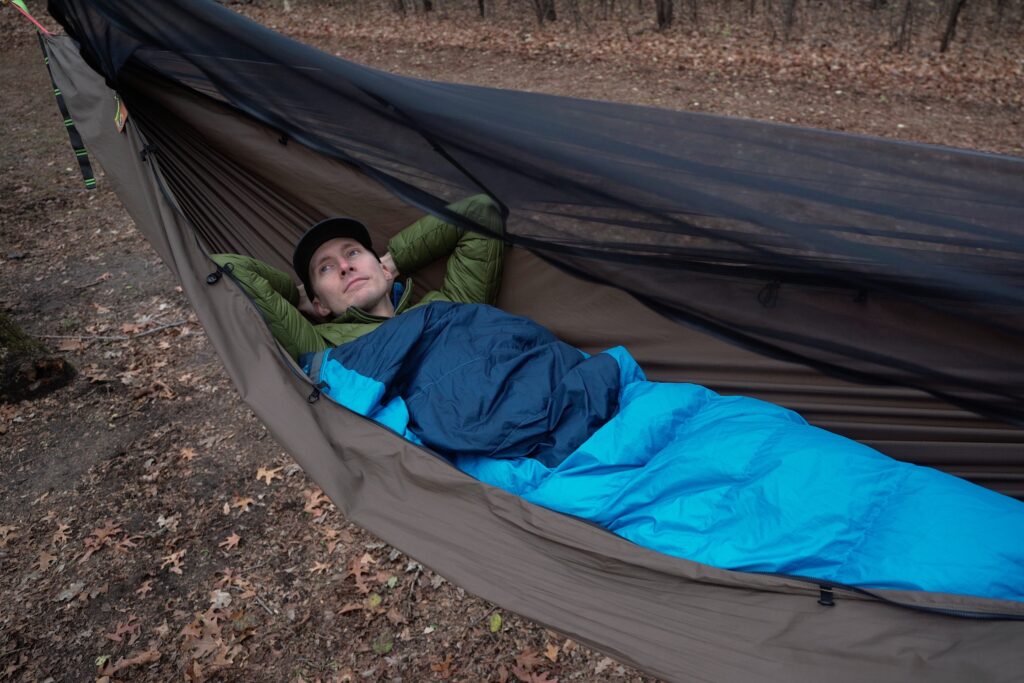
[{"x1": 455, "y1": 348, "x2": 1024, "y2": 602}]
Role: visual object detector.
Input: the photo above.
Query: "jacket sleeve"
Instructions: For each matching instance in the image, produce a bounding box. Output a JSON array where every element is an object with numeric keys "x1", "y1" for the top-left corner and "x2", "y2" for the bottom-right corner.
[
  {"x1": 209, "y1": 253, "x2": 328, "y2": 360},
  {"x1": 387, "y1": 194, "x2": 505, "y2": 305}
]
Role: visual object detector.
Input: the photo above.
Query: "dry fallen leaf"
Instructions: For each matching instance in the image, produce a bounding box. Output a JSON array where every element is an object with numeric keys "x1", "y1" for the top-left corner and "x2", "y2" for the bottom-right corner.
[
  {"x1": 99, "y1": 647, "x2": 161, "y2": 677},
  {"x1": 310, "y1": 561, "x2": 331, "y2": 574},
  {"x1": 430, "y1": 653, "x2": 453, "y2": 677},
  {"x1": 52, "y1": 522, "x2": 71, "y2": 545},
  {"x1": 179, "y1": 447, "x2": 198, "y2": 462},
  {"x1": 104, "y1": 616, "x2": 141, "y2": 645},
  {"x1": 302, "y1": 487, "x2": 330, "y2": 515},
  {"x1": 0, "y1": 525, "x2": 16, "y2": 548},
  {"x1": 136, "y1": 579, "x2": 154, "y2": 597},
  {"x1": 255, "y1": 466, "x2": 283, "y2": 485},
  {"x1": 515, "y1": 648, "x2": 543, "y2": 671},
  {"x1": 160, "y1": 549, "x2": 186, "y2": 574},
  {"x1": 231, "y1": 496, "x2": 255, "y2": 513},
  {"x1": 35, "y1": 551, "x2": 57, "y2": 572},
  {"x1": 544, "y1": 643, "x2": 559, "y2": 663},
  {"x1": 219, "y1": 533, "x2": 240, "y2": 550}
]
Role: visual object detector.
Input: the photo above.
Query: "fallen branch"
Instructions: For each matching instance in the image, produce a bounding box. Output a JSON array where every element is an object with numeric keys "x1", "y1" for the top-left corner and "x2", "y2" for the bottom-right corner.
[{"x1": 39, "y1": 319, "x2": 188, "y2": 343}]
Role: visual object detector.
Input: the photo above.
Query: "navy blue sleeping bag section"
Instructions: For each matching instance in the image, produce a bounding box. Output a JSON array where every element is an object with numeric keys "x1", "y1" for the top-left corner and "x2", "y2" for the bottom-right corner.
[{"x1": 305, "y1": 303, "x2": 1024, "y2": 602}]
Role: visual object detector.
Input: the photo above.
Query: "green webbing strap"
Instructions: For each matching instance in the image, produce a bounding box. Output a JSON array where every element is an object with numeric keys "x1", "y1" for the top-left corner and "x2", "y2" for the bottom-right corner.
[{"x1": 38, "y1": 34, "x2": 96, "y2": 189}]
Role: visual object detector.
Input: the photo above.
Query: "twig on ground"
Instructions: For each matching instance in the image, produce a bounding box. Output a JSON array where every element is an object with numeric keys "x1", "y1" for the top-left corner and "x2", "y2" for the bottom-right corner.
[
  {"x1": 0, "y1": 646, "x2": 29, "y2": 660},
  {"x1": 39, "y1": 319, "x2": 188, "y2": 343},
  {"x1": 253, "y1": 594, "x2": 278, "y2": 616}
]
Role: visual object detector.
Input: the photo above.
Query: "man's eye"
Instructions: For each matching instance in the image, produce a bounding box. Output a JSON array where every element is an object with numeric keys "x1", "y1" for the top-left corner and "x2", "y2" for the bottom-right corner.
[
  {"x1": 347, "y1": 249, "x2": 360, "y2": 258},
  {"x1": 318, "y1": 264, "x2": 333, "y2": 274}
]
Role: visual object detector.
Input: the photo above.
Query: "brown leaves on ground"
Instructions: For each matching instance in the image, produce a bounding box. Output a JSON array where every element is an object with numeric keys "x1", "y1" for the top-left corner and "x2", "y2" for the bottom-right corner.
[
  {"x1": 79, "y1": 519, "x2": 125, "y2": 563},
  {"x1": 179, "y1": 607, "x2": 244, "y2": 680}
]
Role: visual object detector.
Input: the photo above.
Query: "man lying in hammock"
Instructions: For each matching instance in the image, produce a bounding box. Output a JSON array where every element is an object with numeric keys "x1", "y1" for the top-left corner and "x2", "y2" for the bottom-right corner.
[
  {"x1": 211, "y1": 194, "x2": 1024, "y2": 604},
  {"x1": 209, "y1": 194, "x2": 505, "y2": 361}
]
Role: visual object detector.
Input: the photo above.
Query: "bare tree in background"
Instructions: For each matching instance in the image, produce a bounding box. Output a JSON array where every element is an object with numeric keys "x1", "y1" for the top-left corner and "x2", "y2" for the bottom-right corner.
[
  {"x1": 527, "y1": 0, "x2": 557, "y2": 23},
  {"x1": 656, "y1": 0, "x2": 674, "y2": 28},
  {"x1": 781, "y1": 0, "x2": 798, "y2": 40},
  {"x1": 940, "y1": 0, "x2": 969, "y2": 51},
  {"x1": 891, "y1": 0, "x2": 914, "y2": 51},
  {"x1": 686, "y1": 0, "x2": 699, "y2": 26}
]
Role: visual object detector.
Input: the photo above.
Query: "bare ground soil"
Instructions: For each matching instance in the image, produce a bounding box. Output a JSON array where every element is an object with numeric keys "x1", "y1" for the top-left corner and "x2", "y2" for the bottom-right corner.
[{"x1": 1, "y1": 2, "x2": 1021, "y2": 682}]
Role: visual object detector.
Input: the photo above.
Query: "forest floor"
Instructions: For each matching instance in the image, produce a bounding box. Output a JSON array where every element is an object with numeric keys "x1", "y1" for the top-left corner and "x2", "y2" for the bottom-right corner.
[{"x1": 1, "y1": 2, "x2": 1021, "y2": 682}]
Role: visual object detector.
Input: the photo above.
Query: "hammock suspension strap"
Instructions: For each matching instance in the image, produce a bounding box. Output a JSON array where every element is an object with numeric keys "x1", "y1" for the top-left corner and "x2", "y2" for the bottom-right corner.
[{"x1": 37, "y1": 34, "x2": 96, "y2": 190}]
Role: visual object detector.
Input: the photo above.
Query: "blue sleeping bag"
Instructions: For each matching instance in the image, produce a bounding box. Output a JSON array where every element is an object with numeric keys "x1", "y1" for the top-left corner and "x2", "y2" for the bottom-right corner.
[{"x1": 304, "y1": 302, "x2": 1024, "y2": 602}]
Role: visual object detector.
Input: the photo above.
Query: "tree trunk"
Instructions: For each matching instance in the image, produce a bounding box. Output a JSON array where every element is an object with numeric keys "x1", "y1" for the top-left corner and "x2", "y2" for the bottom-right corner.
[
  {"x1": 0, "y1": 311, "x2": 75, "y2": 403},
  {"x1": 656, "y1": 0, "x2": 673, "y2": 28},
  {"x1": 939, "y1": 0, "x2": 968, "y2": 52},
  {"x1": 531, "y1": 0, "x2": 556, "y2": 23},
  {"x1": 478, "y1": 0, "x2": 486, "y2": 17},
  {"x1": 422, "y1": 0, "x2": 433, "y2": 12},
  {"x1": 545, "y1": 0, "x2": 557, "y2": 22},
  {"x1": 781, "y1": 0, "x2": 798, "y2": 41},
  {"x1": 891, "y1": 0, "x2": 914, "y2": 51}
]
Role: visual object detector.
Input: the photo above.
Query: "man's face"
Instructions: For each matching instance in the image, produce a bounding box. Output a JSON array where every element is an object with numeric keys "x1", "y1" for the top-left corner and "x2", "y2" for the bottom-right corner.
[{"x1": 309, "y1": 237, "x2": 395, "y2": 318}]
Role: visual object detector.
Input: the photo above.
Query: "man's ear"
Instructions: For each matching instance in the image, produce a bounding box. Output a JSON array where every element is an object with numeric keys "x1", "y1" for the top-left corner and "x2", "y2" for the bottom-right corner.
[
  {"x1": 312, "y1": 297, "x2": 333, "y2": 319},
  {"x1": 381, "y1": 259, "x2": 396, "y2": 285}
]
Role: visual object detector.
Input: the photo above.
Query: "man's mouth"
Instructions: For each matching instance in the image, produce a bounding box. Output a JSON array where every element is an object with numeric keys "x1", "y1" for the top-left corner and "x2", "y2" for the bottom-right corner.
[{"x1": 344, "y1": 277, "x2": 368, "y2": 293}]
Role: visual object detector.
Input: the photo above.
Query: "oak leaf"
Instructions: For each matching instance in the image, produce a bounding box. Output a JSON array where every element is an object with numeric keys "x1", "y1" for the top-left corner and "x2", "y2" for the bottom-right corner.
[
  {"x1": 302, "y1": 487, "x2": 330, "y2": 515},
  {"x1": 104, "y1": 616, "x2": 141, "y2": 645},
  {"x1": 255, "y1": 466, "x2": 283, "y2": 485},
  {"x1": 544, "y1": 643, "x2": 559, "y2": 662},
  {"x1": 515, "y1": 648, "x2": 543, "y2": 671},
  {"x1": 230, "y1": 496, "x2": 255, "y2": 513},
  {"x1": 180, "y1": 447, "x2": 198, "y2": 462},
  {"x1": 98, "y1": 647, "x2": 161, "y2": 677},
  {"x1": 115, "y1": 535, "x2": 141, "y2": 554},
  {"x1": 430, "y1": 653, "x2": 453, "y2": 678},
  {"x1": 310, "y1": 561, "x2": 331, "y2": 574},
  {"x1": 219, "y1": 533, "x2": 240, "y2": 550},
  {"x1": 136, "y1": 579, "x2": 154, "y2": 597},
  {"x1": 91, "y1": 520, "x2": 123, "y2": 543},
  {"x1": 161, "y1": 549, "x2": 186, "y2": 574},
  {"x1": 35, "y1": 551, "x2": 57, "y2": 571},
  {"x1": 347, "y1": 552, "x2": 376, "y2": 594},
  {"x1": 52, "y1": 523, "x2": 71, "y2": 545}
]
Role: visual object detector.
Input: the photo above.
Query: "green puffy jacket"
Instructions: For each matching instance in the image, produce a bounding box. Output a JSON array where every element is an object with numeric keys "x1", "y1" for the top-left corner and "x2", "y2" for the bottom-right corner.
[{"x1": 211, "y1": 194, "x2": 505, "y2": 360}]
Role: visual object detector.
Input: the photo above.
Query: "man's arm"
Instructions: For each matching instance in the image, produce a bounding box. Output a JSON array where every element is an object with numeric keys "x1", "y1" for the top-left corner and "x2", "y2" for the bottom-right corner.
[
  {"x1": 386, "y1": 194, "x2": 505, "y2": 305},
  {"x1": 209, "y1": 254, "x2": 328, "y2": 360}
]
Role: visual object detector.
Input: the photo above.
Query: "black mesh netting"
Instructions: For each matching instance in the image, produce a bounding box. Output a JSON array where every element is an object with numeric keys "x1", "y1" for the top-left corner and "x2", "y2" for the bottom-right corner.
[{"x1": 48, "y1": 0, "x2": 1024, "y2": 424}]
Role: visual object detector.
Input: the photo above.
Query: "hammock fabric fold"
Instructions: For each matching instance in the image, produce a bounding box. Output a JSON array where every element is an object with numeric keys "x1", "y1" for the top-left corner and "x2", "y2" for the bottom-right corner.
[{"x1": 40, "y1": 0, "x2": 1024, "y2": 679}]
